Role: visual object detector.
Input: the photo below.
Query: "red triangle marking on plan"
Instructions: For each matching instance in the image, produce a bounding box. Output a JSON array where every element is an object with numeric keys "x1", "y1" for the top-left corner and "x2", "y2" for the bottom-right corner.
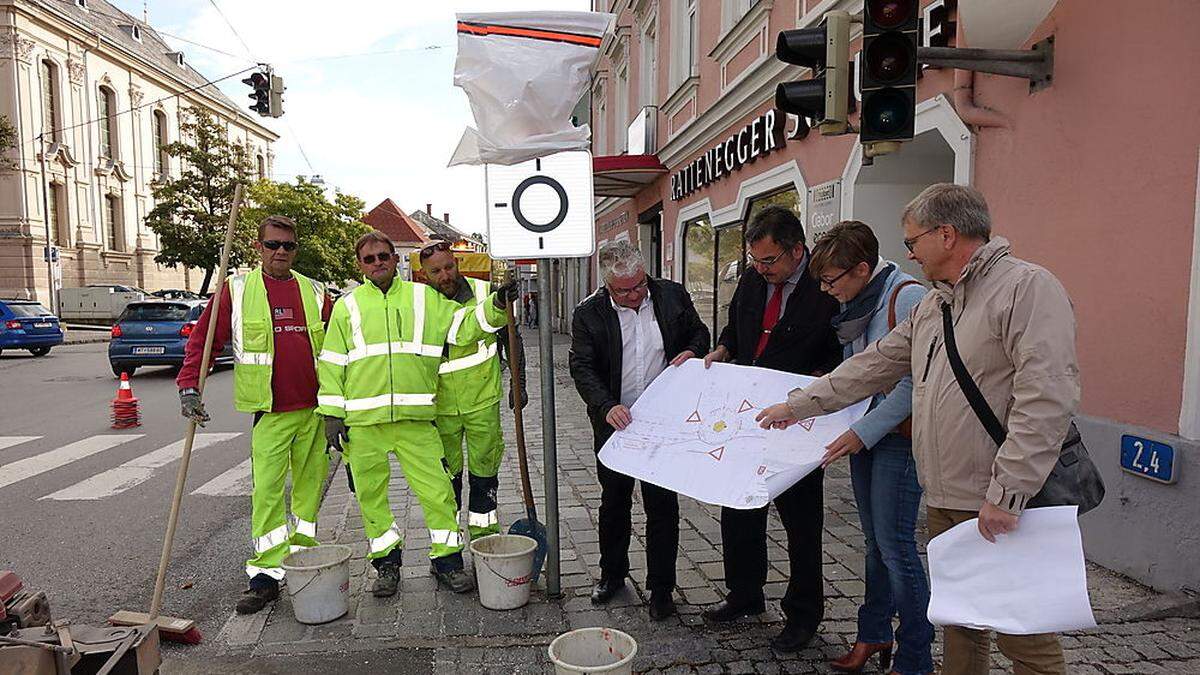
[
  {"x1": 738, "y1": 399, "x2": 754, "y2": 413},
  {"x1": 708, "y1": 446, "x2": 724, "y2": 461},
  {"x1": 686, "y1": 410, "x2": 701, "y2": 423},
  {"x1": 798, "y1": 418, "x2": 815, "y2": 431}
]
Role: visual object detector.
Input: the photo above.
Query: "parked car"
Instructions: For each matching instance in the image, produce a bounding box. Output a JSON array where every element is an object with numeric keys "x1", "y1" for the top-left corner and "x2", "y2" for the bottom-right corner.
[
  {"x1": 150, "y1": 289, "x2": 202, "y2": 300},
  {"x1": 108, "y1": 301, "x2": 231, "y2": 377},
  {"x1": 0, "y1": 299, "x2": 64, "y2": 356}
]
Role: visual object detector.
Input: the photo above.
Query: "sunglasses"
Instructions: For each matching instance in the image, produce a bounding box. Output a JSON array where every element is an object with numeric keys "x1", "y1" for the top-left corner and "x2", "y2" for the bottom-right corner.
[
  {"x1": 360, "y1": 251, "x2": 393, "y2": 265},
  {"x1": 418, "y1": 241, "x2": 451, "y2": 259},
  {"x1": 261, "y1": 239, "x2": 297, "y2": 251}
]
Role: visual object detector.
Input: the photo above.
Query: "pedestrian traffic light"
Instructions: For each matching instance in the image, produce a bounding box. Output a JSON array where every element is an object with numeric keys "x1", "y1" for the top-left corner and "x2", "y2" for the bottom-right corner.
[
  {"x1": 859, "y1": 0, "x2": 920, "y2": 146},
  {"x1": 268, "y1": 74, "x2": 285, "y2": 118},
  {"x1": 242, "y1": 69, "x2": 271, "y2": 117},
  {"x1": 775, "y1": 10, "x2": 850, "y2": 135}
]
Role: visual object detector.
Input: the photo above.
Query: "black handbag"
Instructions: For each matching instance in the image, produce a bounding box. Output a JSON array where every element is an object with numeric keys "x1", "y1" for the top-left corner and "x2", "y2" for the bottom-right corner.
[{"x1": 941, "y1": 303, "x2": 1105, "y2": 515}]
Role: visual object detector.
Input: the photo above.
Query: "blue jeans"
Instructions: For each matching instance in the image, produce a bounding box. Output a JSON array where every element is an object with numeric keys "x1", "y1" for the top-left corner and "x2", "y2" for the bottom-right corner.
[{"x1": 849, "y1": 433, "x2": 934, "y2": 675}]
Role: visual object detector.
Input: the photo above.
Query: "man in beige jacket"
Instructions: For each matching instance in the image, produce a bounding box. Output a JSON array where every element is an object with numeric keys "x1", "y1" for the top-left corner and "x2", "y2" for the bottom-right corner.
[{"x1": 757, "y1": 183, "x2": 1079, "y2": 675}]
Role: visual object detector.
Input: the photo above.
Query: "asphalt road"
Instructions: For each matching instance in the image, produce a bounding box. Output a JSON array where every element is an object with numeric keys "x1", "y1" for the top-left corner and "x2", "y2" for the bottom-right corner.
[{"x1": 0, "y1": 342, "x2": 263, "y2": 651}]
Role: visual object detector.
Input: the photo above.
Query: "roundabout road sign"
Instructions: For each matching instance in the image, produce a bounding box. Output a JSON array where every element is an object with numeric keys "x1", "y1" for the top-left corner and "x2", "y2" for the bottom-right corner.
[{"x1": 484, "y1": 150, "x2": 595, "y2": 259}]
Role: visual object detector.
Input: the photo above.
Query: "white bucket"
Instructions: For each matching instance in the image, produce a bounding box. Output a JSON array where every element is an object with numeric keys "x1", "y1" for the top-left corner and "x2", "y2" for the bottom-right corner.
[
  {"x1": 470, "y1": 534, "x2": 537, "y2": 611},
  {"x1": 281, "y1": 544, "x2": 352, "y2": 624},
  {"x1": 548, "y1": 627, "x2": 638, "y2": 675}
]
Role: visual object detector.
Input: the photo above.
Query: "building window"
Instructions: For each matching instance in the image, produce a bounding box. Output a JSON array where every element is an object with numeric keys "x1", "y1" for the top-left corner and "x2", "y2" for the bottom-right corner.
[
  {"x1": 722, "y1": 0, "x2": 756, "y2": 34},
  {"x1": 595, "y1": 96, "x2": 607, "y2": 155},
  {"x1": 670, "y1": 0, "x2": 699, "y2": 90},
  {"x1": 46, "y1": 183, "x2": 61, "y2": 245},
  {"x1": 40, "y1": 59, "x2": 59, "y2": 142},
  {"x1": 104, "y1": 195, "x2": 121, "y2": 251},
  {"x1": 256, "y1": 154, "x2": 266, "y2": 180},
  {"x1": 640, "y1": 21, "x2": 657, "y2": 108},
  {"x1": 746, "y1": 187, "x2": 802, "y2": 225},
  {"x1": 682, "y1": 216, "x2": 715, "y2": 342},
  {"x1": 98, "y1": 86, "x2": 117, "y2": 159},
  {"x1": 153, "y1": 110, "x2": 169, "y2": 177},
  {"x1": 615, "y1": 64, "x2": 628, "y2": 153}
]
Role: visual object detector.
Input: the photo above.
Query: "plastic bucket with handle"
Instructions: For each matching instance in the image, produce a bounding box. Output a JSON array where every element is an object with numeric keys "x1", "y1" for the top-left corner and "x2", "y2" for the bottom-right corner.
[
  {"x1": 280, "y1": 544, "x2": 352, "y2": 624},
  {"x1": 547, "y1": 627, "x2": 638, "y2": 674},
  {"x1": 470, "y1": 534, "x2": 537, "y2": 610}
]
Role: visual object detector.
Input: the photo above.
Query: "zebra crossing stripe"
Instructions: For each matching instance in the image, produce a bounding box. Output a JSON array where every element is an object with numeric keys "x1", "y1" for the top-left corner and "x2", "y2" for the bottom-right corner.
[
  {"x1": 0, "y1": 435, "x2": 142, "y2": 491},
  {"x1": 191, "y1": 457, "x2": 253, "y2": 496},
  {"x1": 0, "y1": 437, "x2": 41, "y2": 452},
  {"x1": 41, "y1": 433, "x2": 242, "y2": 501}
]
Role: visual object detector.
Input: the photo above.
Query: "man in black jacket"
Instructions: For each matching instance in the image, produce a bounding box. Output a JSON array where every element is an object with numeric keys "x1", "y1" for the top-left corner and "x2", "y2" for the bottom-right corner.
[
  {"x1": 569, "y1": 241, "x2": 710, "y2": 620},
  {"x1": 702, "y1": 206, "x2": 842, "y2": 651}
]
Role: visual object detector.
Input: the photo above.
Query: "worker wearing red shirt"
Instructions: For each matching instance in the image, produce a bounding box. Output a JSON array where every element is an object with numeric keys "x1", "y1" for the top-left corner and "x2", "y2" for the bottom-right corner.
[{"x1": 176, "y1": 215, "x2": 333, "y2": 615}]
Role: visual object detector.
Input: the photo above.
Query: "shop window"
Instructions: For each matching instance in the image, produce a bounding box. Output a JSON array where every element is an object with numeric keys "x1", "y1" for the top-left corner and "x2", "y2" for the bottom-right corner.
[
  {"x1": 682, "y1": 216, "x2": 715, "y2": 342},
  {"x1": 715, "y1": 224, "x2": 745, "y2": 340},
  {"x1": 745, "y1": 187, "x2": 802, "y2": 226}
]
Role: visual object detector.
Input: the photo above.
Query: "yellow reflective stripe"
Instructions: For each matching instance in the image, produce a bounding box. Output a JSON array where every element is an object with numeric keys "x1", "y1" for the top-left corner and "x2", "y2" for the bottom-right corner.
[
  {"x1": 448, "y1": 305, "x2": 468, "y2": 343},
  {"x1": 254, "y1": 523, "x2": 289, "y2": 553},
  {"x1": 470, "y1": 278, "x2": 489, "y2": 302},
  {"x1": 343, "y1": 393, "x2": 436, "y2": 411},
  {"x1": 346, "y1": 341, "x2": 441, "y2": 362},
  {"x1": 429, "y1": 528, "x2": 463, "y2": 548},
  {"x1": 319, "y1": 350, "x2": 348, "y2": 366},
  {"x1": 317, "y1": 395, "x2": 345, "y2": 408},
  {"x1": 476, "y1": 300, "x2": 503, "y2": 333},
  {"x1": 229, "y1": 274, "x2": 246, "y2": 364},
  {"x1": 291, "y1": 516, "x2": 317, "y2": 539},
  {"x1": 308, "y1": 279, "x2": 324, "y2": 316},
  {"x1": 344, "y1": 293, "x2": 368, "y2": 355},
  {"x1": 237, "y1": 353, "x2": 273, "y2": 366},
  {"x1": 245, "y1": 564, "x2": 285, "y2": 580},
  {"x1": 370, "y1": 523, "x2": 403, "y2": 554},
  {"x1": 412, "y1": 283, "x2": 427, "y2": 347},
  {"x1": 468, "y1": 511, "x2": 498, "y2": 528},
  {"x1": 438, "y1": 341, "x2": 497, "y2": 374}
]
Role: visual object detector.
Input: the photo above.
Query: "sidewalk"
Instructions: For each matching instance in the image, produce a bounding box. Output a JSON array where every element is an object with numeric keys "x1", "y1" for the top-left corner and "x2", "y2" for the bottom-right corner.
[{"x1": 218, "y1": 333, "x2": 1200, "y2": 674}]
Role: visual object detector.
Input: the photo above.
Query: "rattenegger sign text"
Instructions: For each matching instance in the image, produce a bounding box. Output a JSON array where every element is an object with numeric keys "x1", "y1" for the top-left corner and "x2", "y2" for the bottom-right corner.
[{"x1": 670, "y1": 109, "x2": 786, "y2": 201}]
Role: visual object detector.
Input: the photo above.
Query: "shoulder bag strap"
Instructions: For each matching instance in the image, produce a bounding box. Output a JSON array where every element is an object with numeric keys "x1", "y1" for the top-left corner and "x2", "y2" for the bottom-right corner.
[
  {"x1": 941, "y1": 302, "x2": 1007, "y2": 447},
  {"x1": 888, "y1": 280, "x2": 924, "y2": 330}
]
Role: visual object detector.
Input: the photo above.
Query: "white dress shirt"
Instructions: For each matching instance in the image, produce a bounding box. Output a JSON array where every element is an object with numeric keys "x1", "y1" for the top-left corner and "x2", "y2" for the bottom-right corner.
[{"x1": 611, "y1": 293, "x2": 666, "y2": 408}]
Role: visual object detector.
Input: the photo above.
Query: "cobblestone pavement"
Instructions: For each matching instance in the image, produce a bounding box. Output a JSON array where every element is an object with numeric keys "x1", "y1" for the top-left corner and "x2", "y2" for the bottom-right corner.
[{"x1": 215, "y1": 334, "x2": 1200, "y2": 674}]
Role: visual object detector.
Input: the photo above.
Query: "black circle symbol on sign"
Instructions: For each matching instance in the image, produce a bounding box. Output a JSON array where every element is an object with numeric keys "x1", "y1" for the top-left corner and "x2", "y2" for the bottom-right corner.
[{"x1": 511, "y1": 175, "x2": 569, "y2": 233}]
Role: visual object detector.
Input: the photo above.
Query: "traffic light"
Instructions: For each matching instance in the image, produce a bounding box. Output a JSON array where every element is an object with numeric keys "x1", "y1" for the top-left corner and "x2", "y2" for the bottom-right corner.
[
  {"x1": 860, "y1": 0, "x2": 920, "y2": 146},
  {"x1": 775, "y1": 11, "x2": 850, "y2": 135},
  {"x1": 268, "y1": 74, "x2": 285, "y2": 118},
  {"x1": 242, "y1": 69, "x2": 270, "y2": 117}
]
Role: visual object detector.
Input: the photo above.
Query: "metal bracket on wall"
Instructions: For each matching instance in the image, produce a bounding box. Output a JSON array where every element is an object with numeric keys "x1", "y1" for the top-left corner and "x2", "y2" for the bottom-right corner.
[{"x1": 918, "y1": 35, "x2": 1054, "y2": 93}]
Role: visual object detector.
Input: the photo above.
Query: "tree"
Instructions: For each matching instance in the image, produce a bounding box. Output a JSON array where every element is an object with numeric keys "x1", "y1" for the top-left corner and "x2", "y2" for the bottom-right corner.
[
  {"x1": 241, "y1": 180, "x2": 370, "y2": 286},
  {"x1": 145, "y1": 107, "x2": 255, "y2": 294},
  {"x1": 0, "y1": 113, "x2": 16, "y2": 170}
]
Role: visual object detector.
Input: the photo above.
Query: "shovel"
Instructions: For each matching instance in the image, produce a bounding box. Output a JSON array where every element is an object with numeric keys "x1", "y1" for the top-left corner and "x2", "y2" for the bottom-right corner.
[{"x1": 503, "y1": 294, "x2": 548, "y2": 583}]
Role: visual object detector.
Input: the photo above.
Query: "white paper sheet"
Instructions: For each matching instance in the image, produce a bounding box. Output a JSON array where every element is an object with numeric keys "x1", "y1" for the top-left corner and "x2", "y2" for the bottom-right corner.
[
  {"x1": 597, "y1": 360, "x2": 869, "y2": 509},
  {"x1": 927, "y1": 505, "x2": 1097, "y2": 635}
]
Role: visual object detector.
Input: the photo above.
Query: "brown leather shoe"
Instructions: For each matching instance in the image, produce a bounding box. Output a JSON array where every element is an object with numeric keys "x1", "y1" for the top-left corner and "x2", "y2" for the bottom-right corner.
[{"x1": 830, "y1": 641, "x2": 893, "y2": 672}]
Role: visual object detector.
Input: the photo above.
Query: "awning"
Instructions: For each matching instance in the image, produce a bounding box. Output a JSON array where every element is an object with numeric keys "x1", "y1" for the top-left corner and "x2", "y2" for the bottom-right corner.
[{"x1": 593, "y1": 154, "x2": 668, "y2": 198}]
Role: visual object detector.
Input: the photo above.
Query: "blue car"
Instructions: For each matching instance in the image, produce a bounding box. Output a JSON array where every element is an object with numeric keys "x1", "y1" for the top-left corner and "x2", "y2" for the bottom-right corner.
[
  {"x1": 0, "y1": 299, "x2": 64, "y2": 357},
  {"x1": 108, "y1": 300, "x2": 231, "y2": 377}
]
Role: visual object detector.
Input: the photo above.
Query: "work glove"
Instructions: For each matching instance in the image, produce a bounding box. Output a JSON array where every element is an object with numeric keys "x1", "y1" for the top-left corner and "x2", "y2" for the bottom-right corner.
[
  {"x1": 324, "y1": 416, "x2": 349, "y2": 454},
  {"x1": 508, "y1": 385, "x2": 529, "y2": 411},
  {"x1": 492, "y1": 280, "x2": 519, "y2": 309},
  {"x1": 179, "y1": 389, "x2": 209, "y2": 426}
]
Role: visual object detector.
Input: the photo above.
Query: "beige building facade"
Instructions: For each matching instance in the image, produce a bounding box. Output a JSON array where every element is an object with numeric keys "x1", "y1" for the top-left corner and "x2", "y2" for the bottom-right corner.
[{"x1": 0, "y1": 0, "x2": 277, "y2": 305}]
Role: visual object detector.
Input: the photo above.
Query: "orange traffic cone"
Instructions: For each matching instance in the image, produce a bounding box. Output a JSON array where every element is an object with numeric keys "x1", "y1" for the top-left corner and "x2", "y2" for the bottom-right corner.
[{"x1": 111, "y1": 371, "x2": 141, "y2": 429}]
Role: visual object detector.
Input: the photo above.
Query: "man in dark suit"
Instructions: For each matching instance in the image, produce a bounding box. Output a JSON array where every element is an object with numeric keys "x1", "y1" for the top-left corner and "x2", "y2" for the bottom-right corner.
[
  {"x1": 569, "y1": 240, "x2": 711, "y2": 620},
  {"x1": 702, "y1": 206, "x2": 842, "y2": 651}
]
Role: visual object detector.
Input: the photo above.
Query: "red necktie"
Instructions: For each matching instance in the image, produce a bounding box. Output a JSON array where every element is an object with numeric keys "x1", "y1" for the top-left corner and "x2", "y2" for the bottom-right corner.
[{"x1": 754, "y1": 283, "x2": 784, "y2": 359}]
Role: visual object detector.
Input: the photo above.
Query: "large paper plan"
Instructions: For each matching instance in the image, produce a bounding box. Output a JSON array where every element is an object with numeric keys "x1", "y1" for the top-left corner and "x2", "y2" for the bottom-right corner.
[{"x1": 598, "y1": 360, "x2": 870, "y2": 509}]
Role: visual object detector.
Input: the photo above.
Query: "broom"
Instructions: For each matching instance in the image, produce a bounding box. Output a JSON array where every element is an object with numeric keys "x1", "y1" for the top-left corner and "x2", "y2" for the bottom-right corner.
[{"x1": 109, "y1": 184, "x2": 245, "y2": 644}]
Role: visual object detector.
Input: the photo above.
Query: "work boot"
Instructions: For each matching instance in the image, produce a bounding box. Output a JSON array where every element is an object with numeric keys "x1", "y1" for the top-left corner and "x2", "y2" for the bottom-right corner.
[
  {"x1": 235, "y1": 576, "x2": 279, "y2": 614},
  {"x1": 430, "y1": 563, "x2": 475, "y2": 593},
  {"x1": 372, "y1": 563, "x2": 401, "y2": 597}
]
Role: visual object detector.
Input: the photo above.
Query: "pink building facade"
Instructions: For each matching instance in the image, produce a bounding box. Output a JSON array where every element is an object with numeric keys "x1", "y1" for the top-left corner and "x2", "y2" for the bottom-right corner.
[{"x1": 587, "y1": 0, "x2": 1200, "y2": 591}]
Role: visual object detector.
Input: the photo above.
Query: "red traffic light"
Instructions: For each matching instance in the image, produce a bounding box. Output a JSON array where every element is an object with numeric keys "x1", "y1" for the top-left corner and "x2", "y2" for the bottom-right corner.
[{"x1": 866, "y1": 0, "x2": 917, "y2": 30}]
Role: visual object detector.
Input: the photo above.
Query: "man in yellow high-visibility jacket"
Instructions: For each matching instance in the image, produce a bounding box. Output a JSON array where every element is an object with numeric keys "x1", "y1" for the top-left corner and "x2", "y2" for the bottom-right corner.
[
  {"x1": 418, "y1": 242, "x2": 526, "y2": 540},
  {"x1": 317, "y1": 231, "x2": 516, "y2": 596}
]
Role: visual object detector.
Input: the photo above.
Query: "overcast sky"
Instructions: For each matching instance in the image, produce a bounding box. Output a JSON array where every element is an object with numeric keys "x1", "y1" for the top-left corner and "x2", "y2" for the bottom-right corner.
[{"x1": 111, "y1": 0, "x2": 589, "y2": 236}]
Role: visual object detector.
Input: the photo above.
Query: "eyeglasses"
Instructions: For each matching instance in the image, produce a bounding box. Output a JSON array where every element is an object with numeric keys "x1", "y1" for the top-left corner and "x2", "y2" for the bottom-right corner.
[
  {"x1": 418, "y1": 241, "x2": 451, "y2": 259},
  {"x1": 360, "y1": 251, "x2": 393, "y2": 265},
  {"x1": 818, "y1": 267, "x2": 853, "y2": 289},
  {"x1": 609, "y1": 277, "x2": 649, "y2": 298},
  {"x1": 903, "y1": 226, "x2": 941, "y2": 253},
  {"x1": 261, "y1": 240, "x2": 297, "y2": 251},
  {"x1": 747, "y1": 250, "x2": 789, "y2": 267}
]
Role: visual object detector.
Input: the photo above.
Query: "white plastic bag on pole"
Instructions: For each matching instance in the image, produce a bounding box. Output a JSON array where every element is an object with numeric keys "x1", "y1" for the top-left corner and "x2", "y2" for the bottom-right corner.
[{"x1": 448, "y1": 11, "x2": 614, "y2": 167}]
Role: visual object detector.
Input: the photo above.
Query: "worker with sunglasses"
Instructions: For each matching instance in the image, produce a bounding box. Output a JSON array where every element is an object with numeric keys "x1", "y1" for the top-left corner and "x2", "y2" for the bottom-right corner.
[
  {"x1": 177, "y1": 215, "x2": 333, "y2": 615},
  {"x1": 417, "y1": 240, "x2": 527, "y2": 541},
  {"x1": 317, "y1": 231, "x2": 518, "y2": 596}
]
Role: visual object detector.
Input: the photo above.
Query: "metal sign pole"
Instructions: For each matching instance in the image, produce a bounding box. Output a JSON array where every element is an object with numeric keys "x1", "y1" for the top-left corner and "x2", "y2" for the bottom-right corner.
[{"x1": 536, "y1": 259, "x2": 560, "y2": 597}]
